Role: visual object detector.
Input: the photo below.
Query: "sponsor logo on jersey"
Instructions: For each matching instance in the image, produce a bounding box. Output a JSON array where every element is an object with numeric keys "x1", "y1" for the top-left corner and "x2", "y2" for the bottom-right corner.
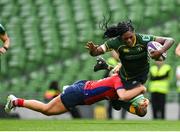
[
  {"x1": 132, "y1": 81, "x2": 137, "y2": 84},
  {"x1": 123, "y1": 48, "x2": 129, "y2": 53},
  {"x1": 137, "y1": 47, "x2": 143, "y2": 52}
]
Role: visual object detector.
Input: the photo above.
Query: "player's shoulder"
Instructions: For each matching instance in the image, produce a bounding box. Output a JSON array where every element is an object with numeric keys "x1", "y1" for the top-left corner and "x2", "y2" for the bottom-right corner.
[
  {"x1": 106, "y1": 37, "x2": 120, "y2": 44},
  {"x1": 136, "y1": 33, "x2": 155, "y2": 41},
  {"x1": 104, "y1": 37, "x2": 122, "y2": 50}
]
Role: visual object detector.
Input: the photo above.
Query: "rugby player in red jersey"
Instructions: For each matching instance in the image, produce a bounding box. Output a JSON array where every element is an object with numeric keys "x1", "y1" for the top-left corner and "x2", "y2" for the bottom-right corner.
[{"x1": 5, "y1": 71, "x2": 148, "y2": 117}]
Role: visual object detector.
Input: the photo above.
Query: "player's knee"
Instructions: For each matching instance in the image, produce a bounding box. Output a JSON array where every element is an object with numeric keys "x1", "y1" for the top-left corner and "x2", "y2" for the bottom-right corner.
[{"x1": 42, "y1": 105, "x2": 52, "y2": 116}]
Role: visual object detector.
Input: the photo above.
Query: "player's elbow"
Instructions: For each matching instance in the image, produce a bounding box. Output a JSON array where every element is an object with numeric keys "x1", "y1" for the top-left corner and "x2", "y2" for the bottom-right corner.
[
  {"x1": 168, "y1": 37, "x2": 175, "y2": 45},
  {"x1": 171, "y1": 38, "x2": 175, "y2": 44}
]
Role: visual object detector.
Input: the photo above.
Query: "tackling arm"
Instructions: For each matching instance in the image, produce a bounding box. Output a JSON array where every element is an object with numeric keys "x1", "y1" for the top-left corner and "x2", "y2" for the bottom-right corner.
[
  {"x1": 117, "y1": 84, "x2": 146, "y2": 101},
  {"x1": 85, "y1": 41, "x2": 105, "y2": 56}
]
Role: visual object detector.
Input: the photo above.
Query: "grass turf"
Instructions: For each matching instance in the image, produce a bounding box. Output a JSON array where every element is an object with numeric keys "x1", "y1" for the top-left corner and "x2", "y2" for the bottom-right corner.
[{"x1": 0, "y1": 119, "x2": 179, "y2": 131}]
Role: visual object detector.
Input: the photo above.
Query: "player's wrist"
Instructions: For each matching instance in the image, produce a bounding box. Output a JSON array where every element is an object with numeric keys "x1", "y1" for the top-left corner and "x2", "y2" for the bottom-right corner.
[
  {"x1": 90, "y1": 48, "x2": 99, "y2": 56},
  {"x1": 90, "y1": 50, "x2": 97, "y2": 56}
]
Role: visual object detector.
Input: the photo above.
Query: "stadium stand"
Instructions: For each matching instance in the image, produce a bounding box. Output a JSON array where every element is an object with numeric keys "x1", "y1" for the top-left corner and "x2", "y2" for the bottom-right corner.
[{"x1": 0, "y1": 0, "x2": 179, "y2": 103}]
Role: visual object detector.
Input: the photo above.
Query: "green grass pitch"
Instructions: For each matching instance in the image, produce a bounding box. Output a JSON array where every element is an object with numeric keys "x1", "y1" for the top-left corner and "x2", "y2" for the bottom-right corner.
[{"x1": 0, "y1": 119, "x2": 180, "y2": 131}]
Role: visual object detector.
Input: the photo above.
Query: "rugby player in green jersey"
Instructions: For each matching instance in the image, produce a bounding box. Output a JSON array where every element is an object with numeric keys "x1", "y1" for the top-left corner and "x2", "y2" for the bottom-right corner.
[
  {"x1": 86, "y1": 20, "x2": 174, "y2": 101},
  {"x1": 0, "y1": 24, "x2": 10, "y2": 55}
]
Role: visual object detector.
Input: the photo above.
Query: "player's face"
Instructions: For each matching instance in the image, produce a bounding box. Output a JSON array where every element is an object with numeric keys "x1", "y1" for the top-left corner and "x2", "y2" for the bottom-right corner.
[
  {"x1": 136, "y1": 98, "x2": 149, "y2": 117},
  {"x1": 121, "y1": 31, "x2": 135, "y2": 47}
]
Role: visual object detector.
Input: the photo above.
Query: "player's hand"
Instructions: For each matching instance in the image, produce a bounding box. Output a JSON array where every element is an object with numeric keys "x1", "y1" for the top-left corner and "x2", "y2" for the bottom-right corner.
[
  {"x1": 85, "y1": 41, "x2": 98, "y2": 54},
  {"x1": 112, "y1": 63, "x2": 121, "y2": 73},
  {"x1": 150, "y1": 50, "x2": 163, "y2": 60},
  {"x1": 141, "y1": 87, "x2": 147, "y2": 94},
  {"x1": 139, "y1": 98, "x2": 149, "y2": 108},
  {"x1": 0, "y1": 47, "x2": 7, "y2": 55},
  {"x1": 94, "y1": 57, "x2": 108, "y2": 72}
]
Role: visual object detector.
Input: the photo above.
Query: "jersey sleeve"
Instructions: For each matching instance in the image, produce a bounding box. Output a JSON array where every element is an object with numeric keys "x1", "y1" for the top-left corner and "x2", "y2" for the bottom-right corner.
[
  {"x1": 104, "y1": 38, "x2": 120, "y2": 51},
  {"x1": 113, "y1": 74, "x2": 124, "y2": 90},
  {"x1": 0, "y1": 24, "x2": 6, "y2": 35},
  {"x1": 138, "y1": 33, "x2": 156, "y2": 45}
]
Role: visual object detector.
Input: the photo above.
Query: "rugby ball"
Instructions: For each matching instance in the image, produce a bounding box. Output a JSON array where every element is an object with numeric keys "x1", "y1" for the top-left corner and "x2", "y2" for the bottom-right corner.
[{"x1": 147, "y1": 41, "x2": 167, "y2": 61}]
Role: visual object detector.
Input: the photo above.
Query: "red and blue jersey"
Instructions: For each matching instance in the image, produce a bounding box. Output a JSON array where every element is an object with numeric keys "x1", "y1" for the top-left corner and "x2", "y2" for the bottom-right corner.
[
  {"x1": 83, "y1": 74, "x2": 123, "y2": 105},
  {"x1": 60, "y1": 74, "x2": 124, "y2": 110}
]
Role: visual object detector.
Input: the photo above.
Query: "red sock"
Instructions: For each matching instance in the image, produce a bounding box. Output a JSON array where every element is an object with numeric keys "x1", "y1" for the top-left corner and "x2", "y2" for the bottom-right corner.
[{"x1": 13, "y1": 98, "x2": 24, "y2": 107}]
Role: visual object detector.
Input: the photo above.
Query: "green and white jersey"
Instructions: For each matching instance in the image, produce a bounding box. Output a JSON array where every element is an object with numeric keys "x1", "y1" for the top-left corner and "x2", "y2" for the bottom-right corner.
[
  {"x1": 104, "y1": 33, "x2": 156, "y2": 80},
  {"x1": 0, "y1": 24, "x2": 5, "y2": 35}
]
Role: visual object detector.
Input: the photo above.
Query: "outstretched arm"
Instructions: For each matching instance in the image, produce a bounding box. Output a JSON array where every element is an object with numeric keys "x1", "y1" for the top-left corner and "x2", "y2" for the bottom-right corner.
[{"x1": 85, "y1": 41, "x2": 105, "y2": 56}]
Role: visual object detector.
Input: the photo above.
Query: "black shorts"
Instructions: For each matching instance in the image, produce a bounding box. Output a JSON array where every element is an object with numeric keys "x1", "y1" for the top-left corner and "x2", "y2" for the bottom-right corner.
[
  {"x1": 60, "y1": 80, "x2": 87, "y2": 110},
  {"x1": 122, "y1": 70, "x2": 148, "y2": 90}
]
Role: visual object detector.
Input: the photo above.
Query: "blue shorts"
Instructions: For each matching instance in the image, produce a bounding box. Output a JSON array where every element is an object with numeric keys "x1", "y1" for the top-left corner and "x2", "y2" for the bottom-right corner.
[{"x1": 60, "y1": 80, "x2": 87, "y2": 110}]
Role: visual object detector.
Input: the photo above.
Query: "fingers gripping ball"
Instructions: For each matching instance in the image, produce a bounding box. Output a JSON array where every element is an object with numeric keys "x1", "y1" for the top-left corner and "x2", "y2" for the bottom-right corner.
[{"x1": 147, "y1": 41, "x2": 167, "y2": 61}]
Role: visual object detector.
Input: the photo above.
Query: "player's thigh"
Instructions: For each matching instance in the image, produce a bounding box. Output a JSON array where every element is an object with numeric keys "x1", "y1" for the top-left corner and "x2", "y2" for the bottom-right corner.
[{"x1": 46, "y1": 95, "x2": 68, "y2": 114}]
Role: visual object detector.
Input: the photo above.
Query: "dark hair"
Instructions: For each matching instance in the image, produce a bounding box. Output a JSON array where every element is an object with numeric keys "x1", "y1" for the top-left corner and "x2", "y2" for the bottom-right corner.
[
  {"x1": 103, "y1": 20, "x2": 134, "y2": 39},
  {"x1": 136, "y1": 106, "x2": 147, "y2": 117},
  {"x1": 49, "y1": 81, "x2": 59, "y2": 90}
]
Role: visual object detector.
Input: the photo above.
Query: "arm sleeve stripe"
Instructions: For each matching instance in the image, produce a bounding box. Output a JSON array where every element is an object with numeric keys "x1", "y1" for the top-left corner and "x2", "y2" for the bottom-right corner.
[
  {"x1": 100, "y1": 44, "x2": 107, "y2": 52},
  {"x1": 116, "y1": 86, "x2": 124, "y2": 90}
]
